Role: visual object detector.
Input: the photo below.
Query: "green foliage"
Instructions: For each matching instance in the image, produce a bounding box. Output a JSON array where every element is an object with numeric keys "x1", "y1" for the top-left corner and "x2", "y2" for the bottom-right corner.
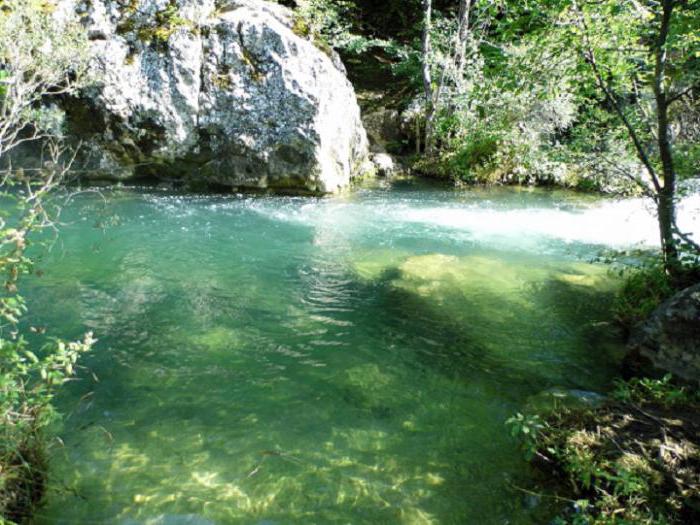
[
  {"x1": 612, "y1": 262, "x2": 674, "y2": 329},
  {"x1": 293, "y1": 0, "x2": 355, "y2": 50},
  {"x1": 401, "y1": 0, "x2": 699, "y2": 198},
  {"x1": 613, "y1": 374, "x2": 698, "y2": 408},
  {"x1": 0, "y1": 1, "x2": 95, "y2": 520},
  {"x1": 0, "y1": 70, "x2": 9, "y2": 99},
  {"x1": 557, "y1": 0, "x2": 700, "y2": 181},
  {"x1": 0, "y1": 332, "x2": 95, "y2": 489},
  {"x1": 0, "y1": 0, "x2": 91, "y2": 162},
  {"x1": 506, "y1": 413, "x2": 544, "y2": 460},
  {"x1": 674, "y1": 141, "x2": 700, "y2": 181},
  {"x1": 289, "y1": 0, "x2": 403, "y2": 57},
  {"x1": 0, "y1": 184, "x2": 95, "y2": 523},
  {"x1": 609, "y1": 250, "x2": 699, "y2": 329},
  {"x1": 414, "y1": 2, "x2": 599, "y2": 186},
  {"x1": 511, "y1": 377, "x2": 700, "y2": 524}
]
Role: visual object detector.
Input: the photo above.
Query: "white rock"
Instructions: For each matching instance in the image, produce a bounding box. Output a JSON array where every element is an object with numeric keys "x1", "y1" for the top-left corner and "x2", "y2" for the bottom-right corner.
[
  {"x1": 68, "y1": 0, "x2": 369, "y2": 193},
  {"x1": 371, "y1": 153, "x2": 397, "y2": 178}
]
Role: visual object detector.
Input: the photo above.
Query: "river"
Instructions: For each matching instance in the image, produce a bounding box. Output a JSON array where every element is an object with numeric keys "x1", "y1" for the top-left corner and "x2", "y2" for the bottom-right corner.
[{"x1": 26, "y1": 179, "x2": 699, "y2": 524}]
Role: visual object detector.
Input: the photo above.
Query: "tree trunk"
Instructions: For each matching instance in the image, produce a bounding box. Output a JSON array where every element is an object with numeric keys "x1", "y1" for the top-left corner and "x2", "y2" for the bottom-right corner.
[
  {"x1": 421, "y1": 0, "x2": 434, "y2": 154},
  {"x1": 657, "y1": 191, "x2": 678, "y2": 274},
  {"x1": 654, "y1": 0, "x2": 680, "y2": 276},
  {"x1": 455, "y1": 0, "x2": 472, "y2": 77}
]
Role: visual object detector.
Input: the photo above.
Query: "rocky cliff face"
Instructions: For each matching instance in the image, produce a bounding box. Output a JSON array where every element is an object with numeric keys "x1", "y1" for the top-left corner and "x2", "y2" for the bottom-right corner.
[{"x1": 67, "y1": 0, "x2": 370, "y2": 193}]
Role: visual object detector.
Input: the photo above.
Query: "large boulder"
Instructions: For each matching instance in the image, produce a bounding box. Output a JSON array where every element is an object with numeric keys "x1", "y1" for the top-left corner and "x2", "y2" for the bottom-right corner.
[
  {"x1": 66, "y1": 0, "x2": 369, "y2": 193},
  {"x1": 628, "y1": 283, "x2": 700, "y2": 384}
]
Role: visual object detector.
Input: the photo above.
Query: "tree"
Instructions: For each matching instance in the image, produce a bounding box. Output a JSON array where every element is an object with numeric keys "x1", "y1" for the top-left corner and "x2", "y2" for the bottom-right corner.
[
  {"x1": 0, "y1": 0, "x2": 90, "y2": 158},
  {"x1": 421, "y1": 0, "x2": 433, "y2": 153},
  {"x1": 569, "y1": 0, "x2": 700, "y2": 277},
  {"x1": 449, "y1": 0, "x2": 699, "y2": 273},
  {"x1": 422, "y1": 0, "x2": 479, "y2": 154},
  {"x1": 454, "y1": 0, "x2": 474, "y2": 78}
]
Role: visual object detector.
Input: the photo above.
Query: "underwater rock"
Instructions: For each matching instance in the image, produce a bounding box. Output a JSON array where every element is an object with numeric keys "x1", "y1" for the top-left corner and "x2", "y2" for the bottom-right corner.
[
  {"x1": 349, "y1": 248, "x2": 410, "y2": 281},
  {"x1": 391, "y1": 254, "x2": 542, "y2": 305},
  {"x1": 525, "y1": 387, "x2": 606, "y2": 414},
  {"x1": 65, "y1": 0, "x2": 369, "y2": 193},
  {"x1": 628, "y1": 283, "x2": 700, "y2": 385}
]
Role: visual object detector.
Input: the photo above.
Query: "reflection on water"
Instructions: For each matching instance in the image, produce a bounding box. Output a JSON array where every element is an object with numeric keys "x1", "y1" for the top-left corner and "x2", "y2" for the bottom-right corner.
[{"x1": 26, "y1": 181, "x2": 696, "y2": 524}]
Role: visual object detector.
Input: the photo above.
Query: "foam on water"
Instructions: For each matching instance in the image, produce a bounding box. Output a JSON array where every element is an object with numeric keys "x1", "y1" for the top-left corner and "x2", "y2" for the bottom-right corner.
[
  {"x1": 390, "y1": 203, "x2": 631, "y2": 249},
  {"x1": 239, "y1": 187, "x2": 700, "y2": 251}
]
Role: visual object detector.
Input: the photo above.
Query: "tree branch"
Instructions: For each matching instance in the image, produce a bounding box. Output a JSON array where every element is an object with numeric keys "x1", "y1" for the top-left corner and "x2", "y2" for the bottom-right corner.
[{"x1": 667, "y1": 83, "x2": 699, "y2": 105}]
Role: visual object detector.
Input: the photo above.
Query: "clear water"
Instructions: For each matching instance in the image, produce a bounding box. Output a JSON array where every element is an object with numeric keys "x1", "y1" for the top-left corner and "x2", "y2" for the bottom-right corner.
[{"x1": 23, "y1": 179, "x2": 695, "y2": 524}]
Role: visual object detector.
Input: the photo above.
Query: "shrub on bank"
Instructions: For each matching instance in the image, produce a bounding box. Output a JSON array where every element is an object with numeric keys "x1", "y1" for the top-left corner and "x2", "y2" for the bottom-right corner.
[
  {"x1": 0, "y1": 2, "x2": 94, "y2": 521},
  {"x1": 612, "y1": 263, "x2": 675, "y2": 331},
  {"x1": 1, "y1": 333, "x2": 94, "y2": 522}
]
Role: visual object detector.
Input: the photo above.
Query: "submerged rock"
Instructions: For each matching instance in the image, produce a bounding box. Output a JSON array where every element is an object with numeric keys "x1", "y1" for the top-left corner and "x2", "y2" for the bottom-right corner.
[
  {"x1": 391, "y1": 254, "x2": 545, "y2": 305},
  {"x1": 526, "y1": 387, "x2": 606, "y2": 414},
  {"x1": 628, "y1": 283, "x2": 700, "y2": 385},
  {"x1": 66, "y1": 0, "x2": 369, "y2": 192}
]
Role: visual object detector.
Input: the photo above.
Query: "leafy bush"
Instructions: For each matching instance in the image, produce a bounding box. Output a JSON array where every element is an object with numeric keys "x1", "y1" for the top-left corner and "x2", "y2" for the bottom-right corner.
[
  {"x1": 0, "y1": 332, "x2": 94, "y2": 522},
  {"x1": 290, "y1": 0, "x2": 394, "y2": 56},
  {"x1": 613, "y1": 374, "x2": 698, "y2": 408},
  {"x1": 0, "y1": 180, "x2": 96, "y2": 521},
  {"x1": 506, "y1": 413, "x2": 544, "y2": 460}
]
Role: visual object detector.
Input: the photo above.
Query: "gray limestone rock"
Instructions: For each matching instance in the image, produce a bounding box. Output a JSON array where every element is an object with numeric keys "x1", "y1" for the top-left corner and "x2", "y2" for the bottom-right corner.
[{"x1": 66, "y1": 0, "x2": 369, "y2": 193}]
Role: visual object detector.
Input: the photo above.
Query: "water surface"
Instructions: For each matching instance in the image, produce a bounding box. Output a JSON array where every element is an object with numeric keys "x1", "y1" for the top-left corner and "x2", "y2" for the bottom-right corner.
[{"x1": 26, "y1": 180, "x2": 695, "y2": 524}]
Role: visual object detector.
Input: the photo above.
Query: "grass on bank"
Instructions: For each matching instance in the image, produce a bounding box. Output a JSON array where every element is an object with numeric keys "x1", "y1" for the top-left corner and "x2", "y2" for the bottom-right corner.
[{"x1": 611, "y1": 259, "x2": 700, "y2": 331}]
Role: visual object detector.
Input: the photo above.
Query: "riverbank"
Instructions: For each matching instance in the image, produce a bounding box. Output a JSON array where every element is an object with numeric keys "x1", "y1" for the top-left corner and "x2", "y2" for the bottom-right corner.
[
  {"x1": 511, "y1": 264, "x2": 700, "y2": 524},
  {"x1": 526, "y1": 377, "x2": 700, "y2": 524}
]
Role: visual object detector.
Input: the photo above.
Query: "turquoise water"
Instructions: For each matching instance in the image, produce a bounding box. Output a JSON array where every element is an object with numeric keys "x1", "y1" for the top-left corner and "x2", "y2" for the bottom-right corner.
[{"x1": 23, "y1": 180, "x2": 650, "y2": 524}]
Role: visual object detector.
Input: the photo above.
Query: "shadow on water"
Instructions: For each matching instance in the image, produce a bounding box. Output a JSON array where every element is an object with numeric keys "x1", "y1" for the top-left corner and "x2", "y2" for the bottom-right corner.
[{"x1": 357, "y1": 253, "x2": 624, "y2": 391}]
